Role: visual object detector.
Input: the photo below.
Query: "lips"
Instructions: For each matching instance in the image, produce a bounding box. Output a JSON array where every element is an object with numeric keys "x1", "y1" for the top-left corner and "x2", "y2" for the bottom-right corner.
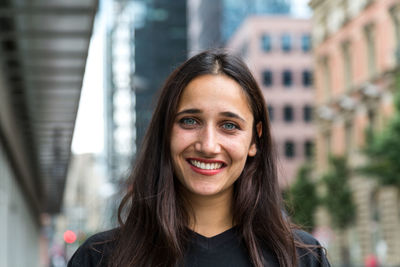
[{"x1": 186, "y1": 158, "x2": 226, "y2": 176}]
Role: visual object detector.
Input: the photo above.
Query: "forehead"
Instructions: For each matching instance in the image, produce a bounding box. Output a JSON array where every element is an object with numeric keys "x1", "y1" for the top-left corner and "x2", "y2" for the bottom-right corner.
[{"x1": 177, "y1": 74, "x2": 253, "y2": 116}]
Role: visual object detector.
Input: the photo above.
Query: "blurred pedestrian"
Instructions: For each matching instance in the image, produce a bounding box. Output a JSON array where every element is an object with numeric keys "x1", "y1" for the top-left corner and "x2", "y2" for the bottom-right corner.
[
  {"x1": 365, "y1": 254, "x2": 378, "y2": 267},
  {"x1": 67, "y1": 49, "x2": 330, "y2": 267}
]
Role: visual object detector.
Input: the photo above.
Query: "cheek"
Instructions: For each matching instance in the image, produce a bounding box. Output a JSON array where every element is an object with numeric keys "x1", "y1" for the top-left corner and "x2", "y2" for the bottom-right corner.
[
  {"x1": 170, "y1": 130, "x2": 181, "y2": 158},
  {"x1": 224, "y1": 136, "x2": 253, "y2": 161},
  {"x1": 170, "y1": 127, "x2": 185, "y2": 179},
  {"x1": 170, "y1": 126, "x2": 193, "y2": 157}
]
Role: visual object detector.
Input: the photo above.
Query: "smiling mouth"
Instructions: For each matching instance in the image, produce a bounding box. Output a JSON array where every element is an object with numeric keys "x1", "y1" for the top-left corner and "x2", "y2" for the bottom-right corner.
[{"x1": 187, "y1": 159, "x2": 225, "y2": 170}]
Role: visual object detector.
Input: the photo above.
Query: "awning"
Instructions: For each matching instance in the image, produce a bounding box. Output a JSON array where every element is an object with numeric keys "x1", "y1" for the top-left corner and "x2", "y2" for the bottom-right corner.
[{"x1": 0, "y1": 0, "x2": 98, "y2": 215}]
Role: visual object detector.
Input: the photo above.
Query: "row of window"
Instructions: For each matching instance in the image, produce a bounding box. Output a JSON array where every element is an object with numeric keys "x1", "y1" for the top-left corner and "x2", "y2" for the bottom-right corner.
[
  {"x1": 320, "y1": 8, "x2": 400, "y2": 95},
  {"x1": 322, "y1": 109, "x2": 377, "y2": 161},
  {"x1": 267, "y1": 105, "x2": 313, "y2": 122},
  {"x1": 262, "y1": 70, "x2": 313, "y2": 87},
  {"x1": 282, "y1": 140, "x2": 314, "y2": 159},
  {"x1": 261, "y1": 34, "x2": 311, "y2": 53}
]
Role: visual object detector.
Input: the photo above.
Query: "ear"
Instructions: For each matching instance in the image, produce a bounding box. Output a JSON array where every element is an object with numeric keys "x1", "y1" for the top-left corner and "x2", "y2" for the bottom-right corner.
[
  {"x1": 248, "y1": 122, "x2": 262, "y2": 157},
  {"x1": 248, "y1": 143, "x2": 257, "y2": 157}
]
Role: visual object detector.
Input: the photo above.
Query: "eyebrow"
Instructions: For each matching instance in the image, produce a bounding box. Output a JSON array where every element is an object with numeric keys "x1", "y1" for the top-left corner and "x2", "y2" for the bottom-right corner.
[
  {"x1": 176, "y1": 109, "x2": 246, "y2": 122},
  {"x1": 176, "y1": 108, "x2": 201, "y2": 116},
  {"x1": 220, "y1": 111, "x2": 246, "y2": 122}
]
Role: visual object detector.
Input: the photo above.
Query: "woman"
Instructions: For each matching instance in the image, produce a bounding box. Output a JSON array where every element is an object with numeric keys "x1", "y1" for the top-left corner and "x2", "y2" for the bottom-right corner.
[{"x1": 68, "y1": 49, "x2": 330, "y2": 267}]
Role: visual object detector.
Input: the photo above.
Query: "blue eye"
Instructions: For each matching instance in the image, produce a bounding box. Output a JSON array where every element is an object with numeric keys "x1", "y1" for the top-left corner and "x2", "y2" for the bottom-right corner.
[
  {"x1": 222, "y1": 123, "x2": 237, "y2": 130},
  {"x1": 181, "y1": 118, "x2": 197, "y2": 125}
]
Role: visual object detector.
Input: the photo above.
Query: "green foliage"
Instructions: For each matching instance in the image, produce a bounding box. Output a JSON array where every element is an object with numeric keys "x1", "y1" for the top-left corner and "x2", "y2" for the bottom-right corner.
[
  {"x1": 360, "y1": 70, "x2": 400, "y2": 187},
  {"x1": 285, "y1": 165, "x2": 318, "y2": 231},
  {"x1": 394, "y1": 72, "x2": 400, "y2": 111},
  {"x1": 321, "y1": 156, "x2": 355, "y2": 230}
]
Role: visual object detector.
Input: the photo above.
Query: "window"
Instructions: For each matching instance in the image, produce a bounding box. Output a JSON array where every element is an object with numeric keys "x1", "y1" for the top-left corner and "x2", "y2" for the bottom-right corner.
[
  {"x1": 364, "y1": 23, "x2": 376, "y2": 76},
  {"x1": 345, "y1": 121, "x2": 353, "y2": 155},
  {"x1": 389, "y1": 5, "x2": 400, "y2": 62},
  {"x1": 302, "y1": 70, "x2": 313, "y2": 87},
  {"x1": 325, "y1": 131, "x2": 331, "y2": 156},
  {"x1": 367, "y1": 108, "x2": 376, "y2": 132},
  {"x1": 284, "y1": 140, "x2": 295, "y2": 158},
  {"x1": 324, "y1": 131, "x2": 332, "y2": 168},
  {"x1": 303, "y1": 105, "x2": 313, "y2": 122},
  {"x1": 283, "y1": 105, "x2": 293, "y2": 122},
  {"x1": 281, "y1": 34, "x2": 291, "y2": 52},
  {"x1": 320, "y1": 56, "x2": 331, "y2": 100},
  {"x1": 261, "y1": 34, "x2": 271, "y2": 52},
  {"x1": 301, "y1": 34, "x2": 311, "y2": 52},
  {"x1": 304, "y1": 140, "x2": 313, "y2": 159},
  {"x1": 262, "y1": 70, "x2": 273, "y2": 87},
  {"x1": 370, "y1": 190, "x2": 380, "y2": 223},
  {"x1": 267, "y1": 105, "x2": 274, "y2": 121},
  {"x1": 342, "y1": 41, "x2": 353, "y2": 90},
  {"x1": 282, "y1": 70, "x2": 292, "y2": 87}
]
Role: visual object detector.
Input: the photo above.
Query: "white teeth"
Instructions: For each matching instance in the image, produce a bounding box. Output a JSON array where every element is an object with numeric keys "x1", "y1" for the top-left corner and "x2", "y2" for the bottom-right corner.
[{"x1": 190, "y1": 160, "x2": 222, "y2": 170}]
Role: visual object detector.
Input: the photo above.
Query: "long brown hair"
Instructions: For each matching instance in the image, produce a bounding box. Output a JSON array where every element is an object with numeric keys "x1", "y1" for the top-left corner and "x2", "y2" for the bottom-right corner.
[{"x1": 109, "y1": 49, "x2": 299, "y2": 266}]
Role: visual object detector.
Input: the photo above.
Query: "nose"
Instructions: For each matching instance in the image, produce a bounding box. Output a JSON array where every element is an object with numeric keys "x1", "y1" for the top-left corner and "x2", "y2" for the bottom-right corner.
[{"x1": 195, "y1": 125, "x2": 221, "y2": 155}]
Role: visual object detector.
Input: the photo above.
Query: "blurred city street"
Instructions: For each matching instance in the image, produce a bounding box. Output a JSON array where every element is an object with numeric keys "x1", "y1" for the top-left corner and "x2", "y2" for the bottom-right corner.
[{"x1": 0, "y1": 0, "x2": 400, "y2": 266}]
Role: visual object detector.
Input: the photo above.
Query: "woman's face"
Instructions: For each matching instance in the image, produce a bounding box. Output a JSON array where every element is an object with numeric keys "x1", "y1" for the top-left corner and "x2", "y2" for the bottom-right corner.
[{"x1": 170, "y1": 74, "x2": 257, "y2": 199}]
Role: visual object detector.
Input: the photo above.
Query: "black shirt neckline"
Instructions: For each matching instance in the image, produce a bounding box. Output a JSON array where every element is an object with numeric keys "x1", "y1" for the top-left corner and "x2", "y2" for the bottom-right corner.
[{"x1": 189, "y1": 227, "x2": 238, "y2": 250}]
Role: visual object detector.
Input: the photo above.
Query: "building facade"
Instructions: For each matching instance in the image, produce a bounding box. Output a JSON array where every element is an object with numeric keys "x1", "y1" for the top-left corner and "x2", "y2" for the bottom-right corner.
[
  {"x1": 222, "y1": 0, "x2": 290, "y2": 43},
  {"x1": 134, "y1": 0, "x2": 188, "y2": 150},
  {"x1": 0, "y1": 139, "x2": 40, "y2": 267},
  {"x1": 105, "y1": 0, "x2": 188, "y2": 168},
  {"x1": 105, "y1": 0, "x2": 137, "y2": 186},
  {"x1": 187, "y1": 0, "x2": 223, "y2": 55},
  {"x1": 228, "y1": 16, "x2": 314, "y2": 187},
  {"x1": 0, "y1": 0, "x2": 97, "y2": 266},
  {"x1": 311, "y1": 0, "x2": 400, "y2": 265},
  {"x1": 187, "y1": 0, "x2": 291, "y2": 55}
]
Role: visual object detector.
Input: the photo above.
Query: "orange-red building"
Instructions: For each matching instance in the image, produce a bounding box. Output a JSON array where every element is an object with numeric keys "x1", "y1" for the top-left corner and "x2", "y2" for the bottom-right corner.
[{"x1": 311, "y1": 0, "x2": 400, "y2": 265}]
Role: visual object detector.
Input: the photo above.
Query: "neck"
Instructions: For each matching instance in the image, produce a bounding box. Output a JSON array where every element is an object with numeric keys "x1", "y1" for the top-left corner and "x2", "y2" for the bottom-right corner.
[{"x1": 183, "y1": 187, "x2": 234, "y2": 238}]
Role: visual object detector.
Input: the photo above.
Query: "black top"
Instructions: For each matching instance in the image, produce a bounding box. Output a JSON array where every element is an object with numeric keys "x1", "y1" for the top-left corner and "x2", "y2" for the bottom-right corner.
[{"x1": 67, "y1": 228, "x2": 330, "y2": 267}]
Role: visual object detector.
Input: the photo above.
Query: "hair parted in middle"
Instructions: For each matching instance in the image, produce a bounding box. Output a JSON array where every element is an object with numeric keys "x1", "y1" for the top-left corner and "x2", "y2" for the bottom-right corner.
[{"x1": 110, "y1": 49, "x2": 298, "y2": 267}]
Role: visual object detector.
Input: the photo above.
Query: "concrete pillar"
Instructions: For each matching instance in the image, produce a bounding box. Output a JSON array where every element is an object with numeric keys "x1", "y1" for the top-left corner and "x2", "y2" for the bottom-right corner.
[
  {"x1": 351, "y1": 176, "x2": 374, "y2": 262},
  {"x1": 378, "y1": 186, "x2": 400, "y2": 266}
]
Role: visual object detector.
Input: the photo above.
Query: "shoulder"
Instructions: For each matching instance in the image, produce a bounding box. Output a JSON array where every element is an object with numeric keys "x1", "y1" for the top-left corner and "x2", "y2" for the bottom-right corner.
[
  {"x1": 293, "y1": 229, "x2": 320, "y2": 245},
  {"x1": 293, "y1": 229, "x2": 331, "y2": 267},
  {"x1": 67, "y1": 229, "x2": 118, "y2": 267}
]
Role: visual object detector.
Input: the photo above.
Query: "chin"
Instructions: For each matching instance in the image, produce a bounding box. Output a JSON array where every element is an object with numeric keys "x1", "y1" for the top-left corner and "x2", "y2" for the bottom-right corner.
[{"x1": 187, "y1": 182, "x2": 229, "y2": 197}]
